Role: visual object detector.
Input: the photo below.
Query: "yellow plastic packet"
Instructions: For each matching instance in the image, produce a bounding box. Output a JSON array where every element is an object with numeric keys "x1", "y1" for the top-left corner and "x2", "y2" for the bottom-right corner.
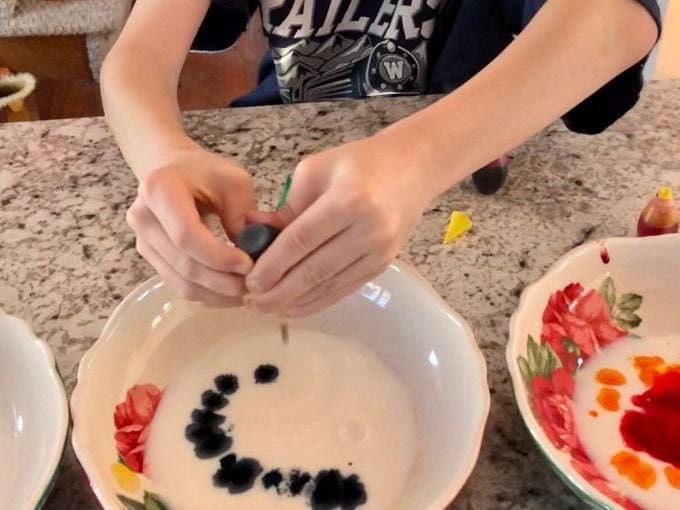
[{"x1": 443, "y1": 211, "x2": 472, "y2": 244}]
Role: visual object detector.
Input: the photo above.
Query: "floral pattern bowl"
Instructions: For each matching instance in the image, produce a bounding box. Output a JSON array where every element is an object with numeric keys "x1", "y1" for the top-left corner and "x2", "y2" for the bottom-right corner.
[
  {"x1": 71, "y1": 261, "x2": 490, "y2": 510},
  {"x1": 507, "y1": 235, "x2": 680, "y2": 510},
  {"x1": 0, "y1": 308, "x2": 69, "y2": 509}
]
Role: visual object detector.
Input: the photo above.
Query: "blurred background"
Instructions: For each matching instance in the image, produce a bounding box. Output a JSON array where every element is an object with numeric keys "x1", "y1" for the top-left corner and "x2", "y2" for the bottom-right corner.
[{"x1": 0, "y1": 0, "x2": 678, "y2": 122}]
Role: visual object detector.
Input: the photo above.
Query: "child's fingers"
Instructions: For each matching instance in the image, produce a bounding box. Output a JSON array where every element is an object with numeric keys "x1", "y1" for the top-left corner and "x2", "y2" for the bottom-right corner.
[
  {"x1": 243, "y1": 157, "x2": 340, "y2": 288},
  {"x1": 282, "y1": 276, "x2": 372, "y2": 318},
  {"x1": 244, "y1": 225, "x2": 367, "y2": 312},
  {"x1": 135, "y1": 239, "x2": 243, "y2": 308},
  {"x1": 283, "y1": 254, "x2": 379, "y2": 312},
  {"x1": 137, "y1": 210, "x2": 247, "y2": 298},
  {"x1": 140, "y1": 172, "x2": 252, "y2": 274},
  {"x1": 244, "y1": 164, "x2": 320, "y2": 230},
  {"x1": 212, "y1": 172, "x2": 256, "y2": 239},
  {"x1": 245, "y1": 191, "x2": 353, "y2": 294},
  {"x1": 244, "y1": 210, "x2": 288, "y2": 230}
]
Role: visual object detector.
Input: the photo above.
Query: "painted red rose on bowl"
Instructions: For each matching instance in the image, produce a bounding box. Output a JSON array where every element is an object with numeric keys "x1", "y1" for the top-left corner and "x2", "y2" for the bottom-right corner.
[
  {"x1": 517, "y1": 276, "x2": 645, "y2": 509},
  {"x1": 112, "y1": 383, "x2": 168, "y2": 510}
]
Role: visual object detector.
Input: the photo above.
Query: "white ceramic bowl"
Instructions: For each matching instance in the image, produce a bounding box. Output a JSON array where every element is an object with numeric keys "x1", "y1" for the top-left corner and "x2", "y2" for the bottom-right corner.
[
  {"x1": 72, "y1": 261, "x2": 489, "y2": 510},
  {"x1": 508, "y1": 235, "x2": 680, "y2": 509},
  {"x1": 0, "y1": 309, "x2": 69, "y2": 510}
]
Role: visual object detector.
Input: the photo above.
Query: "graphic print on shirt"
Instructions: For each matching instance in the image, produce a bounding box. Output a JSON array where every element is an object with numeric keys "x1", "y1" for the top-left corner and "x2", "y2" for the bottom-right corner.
[{"x1": 261, "y1": 0, "x2": 448, "y2": 103}]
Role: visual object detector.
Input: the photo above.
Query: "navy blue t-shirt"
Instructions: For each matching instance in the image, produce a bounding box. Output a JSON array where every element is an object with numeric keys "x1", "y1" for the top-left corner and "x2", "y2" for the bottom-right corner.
[{"x1": 192, "y1": 0, "x2": 661, "y2": 134}]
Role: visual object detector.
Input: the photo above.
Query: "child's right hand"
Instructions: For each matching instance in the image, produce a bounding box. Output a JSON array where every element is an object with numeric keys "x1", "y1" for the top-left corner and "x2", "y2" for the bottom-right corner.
[{"x1": 126, "y1": 149, "x2": 256, "y2": 307}]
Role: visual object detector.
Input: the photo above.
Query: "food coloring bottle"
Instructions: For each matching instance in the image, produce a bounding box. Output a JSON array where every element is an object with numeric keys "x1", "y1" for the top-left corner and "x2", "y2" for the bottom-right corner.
[{"x1": 637, "y1": 187, "x2": 679, "y2": 237}]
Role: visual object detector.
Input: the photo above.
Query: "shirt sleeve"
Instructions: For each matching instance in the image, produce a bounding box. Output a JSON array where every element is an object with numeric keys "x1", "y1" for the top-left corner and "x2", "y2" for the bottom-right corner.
[
  {"x1": 499, "y1": 0, "x2": 662, "y2": 134},
  {"x1": 191, "y1": 0, "x2": 259, "y2": 52}
]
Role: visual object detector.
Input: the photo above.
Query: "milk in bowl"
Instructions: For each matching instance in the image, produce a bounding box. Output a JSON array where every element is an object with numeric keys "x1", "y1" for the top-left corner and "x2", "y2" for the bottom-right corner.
[{"x1": 141, "y1": 328, "x2": 418, "y2": 510}]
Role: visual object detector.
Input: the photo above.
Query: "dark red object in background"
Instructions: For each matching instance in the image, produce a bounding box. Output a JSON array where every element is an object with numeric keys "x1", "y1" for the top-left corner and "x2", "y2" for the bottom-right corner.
[{"x1": 472, "y1": 156, "x2": 510, "y2": 195}]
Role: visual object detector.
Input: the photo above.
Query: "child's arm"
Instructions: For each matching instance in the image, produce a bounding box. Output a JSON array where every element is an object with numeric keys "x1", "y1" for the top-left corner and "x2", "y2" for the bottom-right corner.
[
  {"x1": 245, "y1": 0, "x2": 658, "y2": 316},
  {"x1": 382, "y1": 0, "x2": 659, "y2": 200},
  {"x1": 101, "y1": 0, "x2": 208, "y2": 175},
  {"x1": 103, "y1": 0, "x2": 255, "y2": 306}
]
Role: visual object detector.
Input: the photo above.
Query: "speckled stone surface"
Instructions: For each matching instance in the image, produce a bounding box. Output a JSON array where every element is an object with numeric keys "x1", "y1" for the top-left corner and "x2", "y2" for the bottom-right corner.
[{"x1": 1, "y1": 79, "x2": 679, "y2": 510}]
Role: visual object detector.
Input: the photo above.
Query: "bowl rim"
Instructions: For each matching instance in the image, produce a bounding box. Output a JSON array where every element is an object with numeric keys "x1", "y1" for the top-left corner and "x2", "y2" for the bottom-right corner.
[
  {"x1": 71, "y1": 260, "x2": 491, "y2": 510},
  {"x1": 395, "y1": 261, "x2": 491, "y2": 510},
  {"x1": 506, "y1": 234, "x2": 680, "y2": 510},
  {"x1": 0, "y1": 308, "x2": 70, "y2": 510},
  {"x1": 70, "y1": 278, "x2": 168, "y2": 507}
]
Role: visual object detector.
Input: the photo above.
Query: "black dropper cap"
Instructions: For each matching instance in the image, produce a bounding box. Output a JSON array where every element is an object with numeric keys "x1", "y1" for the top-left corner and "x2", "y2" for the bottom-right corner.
[{"x1": 236, "y1": 224, "x2": 281, "y2": 261}]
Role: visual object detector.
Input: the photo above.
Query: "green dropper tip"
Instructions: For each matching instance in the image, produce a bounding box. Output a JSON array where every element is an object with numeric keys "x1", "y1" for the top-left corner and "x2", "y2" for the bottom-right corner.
[{"x1": 277, "y1": 175, "x2": 292, "y2": 209}]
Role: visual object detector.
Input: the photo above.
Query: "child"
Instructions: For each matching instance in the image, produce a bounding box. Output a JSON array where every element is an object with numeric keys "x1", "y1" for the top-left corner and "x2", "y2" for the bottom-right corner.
[{"x1": 103, "y1": 0, "x2": 660, "y2": 316}]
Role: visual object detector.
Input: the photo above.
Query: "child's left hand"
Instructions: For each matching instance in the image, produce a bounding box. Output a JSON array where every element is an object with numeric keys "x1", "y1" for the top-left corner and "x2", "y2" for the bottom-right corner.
[{"x1": 244, "y1": 133, "x2": 434, "y2": 317}]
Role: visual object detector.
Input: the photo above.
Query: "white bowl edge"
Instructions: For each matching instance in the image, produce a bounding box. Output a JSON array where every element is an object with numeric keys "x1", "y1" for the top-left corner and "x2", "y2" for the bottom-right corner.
[
  {"x1": 0, "y1": 308, "x2": 70, "y2": 510},
  {"x1": 70, "y1": 276, "x2": 165, "y2": 506},
  {"x1": 395, "y1": 261, "x2": 491, "y2": 510}
]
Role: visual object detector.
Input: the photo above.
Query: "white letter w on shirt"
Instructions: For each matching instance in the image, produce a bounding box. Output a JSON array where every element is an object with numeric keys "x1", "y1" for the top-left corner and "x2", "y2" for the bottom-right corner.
[{"x1": 383, "y1": 60, "x2": 404, "y2": 80}]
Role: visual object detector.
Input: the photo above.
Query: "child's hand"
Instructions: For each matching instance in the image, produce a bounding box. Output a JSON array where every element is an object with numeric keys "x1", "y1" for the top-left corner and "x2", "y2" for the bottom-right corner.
[
  {"x1": 126, "y1": 149, "x2": 256, "y2": 307},
  {"x1": 244, "y1": 134, "x2": 432, "y2": 316}
]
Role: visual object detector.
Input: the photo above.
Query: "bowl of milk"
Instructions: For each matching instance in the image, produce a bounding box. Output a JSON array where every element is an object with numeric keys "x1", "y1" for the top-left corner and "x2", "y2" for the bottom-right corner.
[
  {"x1": 72, "y1": 261, "x2": 489, "y2": 510},
  {"x1": 508, "y1": 234, "x2": 680, "y2": 510},
  {"x1": 0, "y1": 308, "x2": 68, "y2": 510}
]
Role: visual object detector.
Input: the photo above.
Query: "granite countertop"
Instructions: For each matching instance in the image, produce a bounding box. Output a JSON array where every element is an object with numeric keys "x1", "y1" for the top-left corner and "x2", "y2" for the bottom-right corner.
[{"x1": 1, "y1": 79, "x2": 679, "y2": 510}]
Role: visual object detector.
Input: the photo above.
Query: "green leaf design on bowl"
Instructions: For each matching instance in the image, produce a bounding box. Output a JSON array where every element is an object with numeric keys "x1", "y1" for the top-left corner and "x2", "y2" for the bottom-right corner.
[
  {"x1": 617, "y1": 293, "x2": 643, "y2": 312},
  {"x1": 117, "y1": 492, "x2": 168, "y2": 510},
  {"x1": 600, "y1": 277, "x2": 617, "y2": 312},
  {"x1": 117, "y1": 495, "x2": 145, "y2": 510},
  {"x1": 517, "y1": 335, "x2": 558, "y2": 388}
]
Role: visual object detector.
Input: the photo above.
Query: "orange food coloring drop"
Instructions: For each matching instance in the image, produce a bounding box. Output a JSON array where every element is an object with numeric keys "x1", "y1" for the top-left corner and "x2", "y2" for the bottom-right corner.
[
  {"x1": 612, "y1": 451, "x2": 640, "y2": 471},
  {"x1": 611, "y1": 451, "x2": 657, "y2": 490},
  {"x1": 597, "y1": 387, "x2": 621, "y2": 412},
  {"x1": 589, "y1": 410, "x2": 598, "y2": 418},
  {"x1": 664, "y1": 466, "x2": 680, "y2": 490},
  {"x1": 631, "y1": 463, "x2": 657, "y2": 490},
  {"x1": 634, "y1": 356, "x2": 665, "y2": 387},
  {"x1": 596, "y1": 368, "x2": 627, "y2": 386},
  {"x1": 634, "y1": 356, "x2": 665, "y2": 368}
]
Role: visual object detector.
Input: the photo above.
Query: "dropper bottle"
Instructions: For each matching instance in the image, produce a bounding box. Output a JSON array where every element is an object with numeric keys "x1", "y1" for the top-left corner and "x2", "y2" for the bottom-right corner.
[
  {"x1": 236, "y1": 176, "x2": 292, "y2": 344},
  {"x1": 637, "y1": 187, "x2": 679, "y2": 237}
]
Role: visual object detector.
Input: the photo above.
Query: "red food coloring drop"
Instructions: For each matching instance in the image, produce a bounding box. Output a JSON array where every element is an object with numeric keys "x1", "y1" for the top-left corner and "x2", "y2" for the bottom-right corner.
[
  {"x1": 620, "y1": 371, "x2": 680, "y2": 467},
  {"x1": 599, "y1": 246, "x2": 610, "y2": 264}
]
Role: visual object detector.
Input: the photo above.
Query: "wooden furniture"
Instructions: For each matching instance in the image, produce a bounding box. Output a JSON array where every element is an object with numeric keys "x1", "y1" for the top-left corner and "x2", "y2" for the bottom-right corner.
[
  {"x1": 0, "y1": 35, "x2": 100, "y2": 120},
  {"x1": 0, "y1": 16, "x2": 267, "y2": 121}
]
